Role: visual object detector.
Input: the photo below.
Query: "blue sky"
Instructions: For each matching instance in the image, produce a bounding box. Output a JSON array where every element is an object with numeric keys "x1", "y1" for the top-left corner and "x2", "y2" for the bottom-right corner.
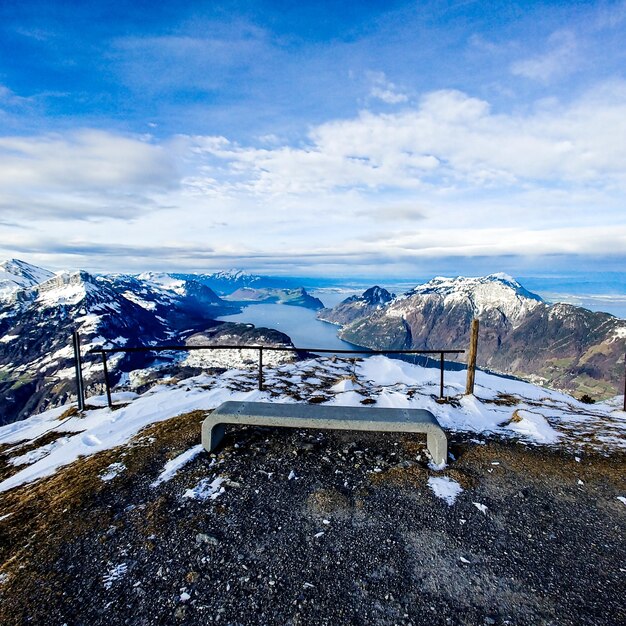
[{"x1": 1, "y1": 0, "x2": 626, "y2": 280}]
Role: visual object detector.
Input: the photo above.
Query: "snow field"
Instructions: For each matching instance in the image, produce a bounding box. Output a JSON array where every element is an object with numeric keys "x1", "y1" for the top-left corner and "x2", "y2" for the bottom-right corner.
[{"x1": 0, "y1": 355, "x2": 624, "y2": 493}]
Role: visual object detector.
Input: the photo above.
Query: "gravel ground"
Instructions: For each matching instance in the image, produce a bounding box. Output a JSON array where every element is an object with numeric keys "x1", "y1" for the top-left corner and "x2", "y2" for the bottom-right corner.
[{"x1": 0, "y1": 413, "x2": 624, "y2": 626}]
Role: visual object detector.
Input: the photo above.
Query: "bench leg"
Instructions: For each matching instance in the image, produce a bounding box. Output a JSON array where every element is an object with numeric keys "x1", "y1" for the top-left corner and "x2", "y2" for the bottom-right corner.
[
  {"x1": 427, "y1": 431, "x2": 447, "y2": 466},
  {"x1": 201, "y1": 420, "x2": 226, "y2": 452}
]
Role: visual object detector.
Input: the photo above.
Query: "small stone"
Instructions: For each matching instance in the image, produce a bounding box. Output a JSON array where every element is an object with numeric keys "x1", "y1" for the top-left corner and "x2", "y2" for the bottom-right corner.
[
  {"x1": 196, "y1": 533, "x2": 219, "y2": 546},
  {"x1": 174, "y1": 607, "x2": 186, "y2": 620},
  {"x1": 186, "y1": 571, "x2": 199, "y2": 584}
]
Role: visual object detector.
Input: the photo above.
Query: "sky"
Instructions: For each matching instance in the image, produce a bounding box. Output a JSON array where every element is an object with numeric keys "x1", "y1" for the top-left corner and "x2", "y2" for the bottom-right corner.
[{"x1": 1, "y1": 0, "x2": 626, "y2": 280}]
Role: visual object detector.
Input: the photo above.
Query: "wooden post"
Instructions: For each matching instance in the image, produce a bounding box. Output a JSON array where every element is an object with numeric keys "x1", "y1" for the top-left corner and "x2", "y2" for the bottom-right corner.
[
  {"x1": 465, "y1": 319, "x2": 479, "y2": 395},
  {"x1": 258, "y1": 347, "x2": 264, "y2": 391}
]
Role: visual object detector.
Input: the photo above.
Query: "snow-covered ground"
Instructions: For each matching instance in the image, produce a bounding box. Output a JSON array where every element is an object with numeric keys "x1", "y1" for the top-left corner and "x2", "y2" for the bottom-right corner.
[{"x1": 0, "y1": 356, "x2": 624, "y2": 493}]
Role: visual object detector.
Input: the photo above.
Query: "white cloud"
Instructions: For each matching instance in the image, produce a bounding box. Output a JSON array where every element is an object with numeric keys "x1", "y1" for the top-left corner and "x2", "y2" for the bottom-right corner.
[
  {"x1": 0, "y1": 85, "x2": 32, "y2": 107},
  {"x1": 0, "y1": 130, "x2": 178, "y2": 219},
  {"x1": 511, "y1": 31, "x2": 579, "y2": 82},
  {"x1": 111, "y1": 25, "x2": 275, "y2": 95},
  {"x1": 595, "y1": 0, "x2": 626, "y2": 29},
  {"x1": 2, "y1": 83, "x2": 626, "y2": 272},
  {"x1": 367, "y1": 71, "x2": 408, "y2": 104},
  {"x1": 370, "y1": 86, "x2": 408, "y2": 104},
  {"x1": 185, "y1": 82, "x2": 626, "y2": 195},
  {"x1": 0, "y1": 130, "x2": 175, "y2": 190}
]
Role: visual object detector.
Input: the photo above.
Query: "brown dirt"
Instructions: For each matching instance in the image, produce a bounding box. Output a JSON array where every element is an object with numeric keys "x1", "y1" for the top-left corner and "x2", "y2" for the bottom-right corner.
[{"x1": 0, "y1": 418, "x2": 624, "y2": 626}]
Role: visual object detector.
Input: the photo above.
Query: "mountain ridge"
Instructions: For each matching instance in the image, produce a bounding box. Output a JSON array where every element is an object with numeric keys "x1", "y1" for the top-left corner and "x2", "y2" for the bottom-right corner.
[
  {"x1": 319, "y1": 274, "x2": 626, "y2": 398},
  {"x1": 0, "y1": 260, "x2": 303, "y2": 424}
]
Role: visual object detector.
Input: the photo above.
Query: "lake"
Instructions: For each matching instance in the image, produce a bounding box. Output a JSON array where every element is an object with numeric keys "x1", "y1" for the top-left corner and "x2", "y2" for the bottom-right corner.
[{"x1": 216, "y1": 300, "x2": 362, "y2": 351}]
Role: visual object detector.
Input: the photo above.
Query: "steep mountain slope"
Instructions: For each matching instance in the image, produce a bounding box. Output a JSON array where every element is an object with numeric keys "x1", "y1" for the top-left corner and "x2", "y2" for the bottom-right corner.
[
  {"x1": 0, "y1": 262, "x2": 271, "y2": 424},
  {"x1": 324, "y1": 274, "x2": 626, "y2": 398},
  {"x1": 0, "y1": 270, "x2": 173, "y2": 424},
  {"x1": 107, "y1": 272, "x2": 238, "y2": 329}
]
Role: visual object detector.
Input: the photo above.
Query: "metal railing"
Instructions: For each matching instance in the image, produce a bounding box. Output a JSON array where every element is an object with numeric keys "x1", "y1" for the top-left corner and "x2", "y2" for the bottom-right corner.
[{"x1": 77, "y1": 340, "x2": 465, "y2": 408}]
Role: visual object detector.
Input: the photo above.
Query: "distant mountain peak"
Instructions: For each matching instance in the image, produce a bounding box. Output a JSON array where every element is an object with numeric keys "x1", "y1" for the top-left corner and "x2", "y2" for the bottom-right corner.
[
  {"x1": 0, "y1": 258, "x2": 55, "y2": 301},
  {"x1": 212, "y1": 269, "x2": 254, "y2": 279},
  {"x1": 32, "y1": 270, "x2": 103, "y2": 307},
  {"x1": 361, "y1": 286, "x2": 395, "y2": 306},
  {"x1": 411, "y1": 273, "x2": 542, "y2": 300}
]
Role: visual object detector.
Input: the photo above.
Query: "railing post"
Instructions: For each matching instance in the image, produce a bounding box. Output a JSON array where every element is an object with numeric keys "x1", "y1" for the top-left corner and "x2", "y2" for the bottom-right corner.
[
  {"x1": 72, "y1": 331, "x2": 85, "y2": 411},
  {"x1": 101, "y1": 351, "x2": 113, "y2": 408},
  {"x1": 439, "y1": 352, "x2": 445, "y2": 399},
  {"x1": 465, "y1": 319, "x2": 479, "y2": 395},
  {"x1": 258, "y1": 347, "x2": 264, "y2": 391},
  {"x1": 623, "y1": 352, "x2": 625, "y2": 412}
]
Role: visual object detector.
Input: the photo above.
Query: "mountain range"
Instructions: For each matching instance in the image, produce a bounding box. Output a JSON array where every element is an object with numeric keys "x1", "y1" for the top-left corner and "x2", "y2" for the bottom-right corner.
[
  {"x1": 318, "y1": 274, "x2": 626, "y2": 399},
  {"x1": 1, "y1": 261, "x2": 624, "y2": 425},
  {"x1": 0, "y1": 260, "x2": 307, "y2": 424}
]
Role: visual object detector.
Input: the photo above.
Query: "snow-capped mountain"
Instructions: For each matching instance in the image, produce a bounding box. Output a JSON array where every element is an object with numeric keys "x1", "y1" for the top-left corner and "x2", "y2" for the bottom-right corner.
[
  {"x1": 105, "y1": 272, "x2": 233, "y2": 329},
  {"x1": 318, "y1": 286, "x2": 395, "y2": 326},
  {"x1": 321, "y1": 274, "x2": 626, "y2": 399},
  {"x1": 174, "y1": 269, "x2": 297, "y2": 295},
  {"x1": 0, "y1": 258, "x2": 54, "y2": 301},
  {"x1": 0, "y1": 269, "x2": 175, "y2": 425},
  {"x1": 404, "y1": 273, "x2": 542, "y2": 326},
  {"x1": 0, "y1": 260, "x2": 281, "y2": 425}
]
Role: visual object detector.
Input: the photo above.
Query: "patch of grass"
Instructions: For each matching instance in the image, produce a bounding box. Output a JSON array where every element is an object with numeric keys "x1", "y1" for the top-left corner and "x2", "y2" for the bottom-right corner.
[
  {"x1": 445, "y1": 468, "x2": 478, "y2": 490},
  {"x1": 0, "y1": 409, "x2": 210, "y2": 579},
  {"x1": 9, "y1": 374, "x2": 33, "y2": 391},
  {"x1": 452, "y1": 435, "x2": 626, "y2": 488},
  {"x1": 56, "y1": 406, "x2": 80, "y2": 420},
  {"x1": 569, "y1": 375, "x2": 615, "y2": 399},
  {"x1": 306, "y1": 487, "x2": 351, "y2": 517},
  {"x1": 483, "y1": 393, "x2": 520, "y2": 407},
  {"x1": 508, "y1": 409, "x2": 524, "y2": 424},
  {"x1": 370, "y1": 464, "x2": 428, "y2": 489}
]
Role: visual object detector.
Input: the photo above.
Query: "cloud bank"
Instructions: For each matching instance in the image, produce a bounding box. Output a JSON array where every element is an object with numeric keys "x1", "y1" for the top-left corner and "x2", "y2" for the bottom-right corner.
[{"x1": 1, "y1": 82, "x2": 626, "y2": 274}]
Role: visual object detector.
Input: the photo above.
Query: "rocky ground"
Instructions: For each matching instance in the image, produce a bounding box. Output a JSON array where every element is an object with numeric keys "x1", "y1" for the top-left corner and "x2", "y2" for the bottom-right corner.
[{"x1": 0, "y1": 410, "x2": 624, "y2": 626}]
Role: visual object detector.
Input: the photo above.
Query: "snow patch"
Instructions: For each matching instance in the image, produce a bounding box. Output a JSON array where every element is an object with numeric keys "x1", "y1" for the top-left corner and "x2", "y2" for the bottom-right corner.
[
  {"x1": 100, "y1": 462, "x2": 126, "y2": 482},
  {"x1": 103, "y1": 563, "x2": 128, "y2": 589},
  {"x1": 506, "y1": 409, "x2": 560, "y2": 444},
  {"x1": 151, "y1": 444, "x2": 204, "y2": 486},
  {"x1": 183, "y1": 476, "x2": 226, "y2": 501},
  {"x1": 1, "y1": 355, "x2": 624, "y2": 494},
  {"x1": 428, "y1": 476, "x2": 463, "y2": 505}
]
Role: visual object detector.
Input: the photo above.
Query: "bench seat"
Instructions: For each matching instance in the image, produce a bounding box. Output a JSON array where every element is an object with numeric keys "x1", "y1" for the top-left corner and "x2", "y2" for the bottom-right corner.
[{"x1": 201, "y1": 401, "x2": 447, "y2": 465}]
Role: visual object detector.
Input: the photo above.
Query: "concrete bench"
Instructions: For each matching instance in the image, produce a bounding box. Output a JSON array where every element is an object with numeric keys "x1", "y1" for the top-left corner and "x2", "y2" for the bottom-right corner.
[{"x1": 201, "y1": 401, "x2": 447, "y2": 465}]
